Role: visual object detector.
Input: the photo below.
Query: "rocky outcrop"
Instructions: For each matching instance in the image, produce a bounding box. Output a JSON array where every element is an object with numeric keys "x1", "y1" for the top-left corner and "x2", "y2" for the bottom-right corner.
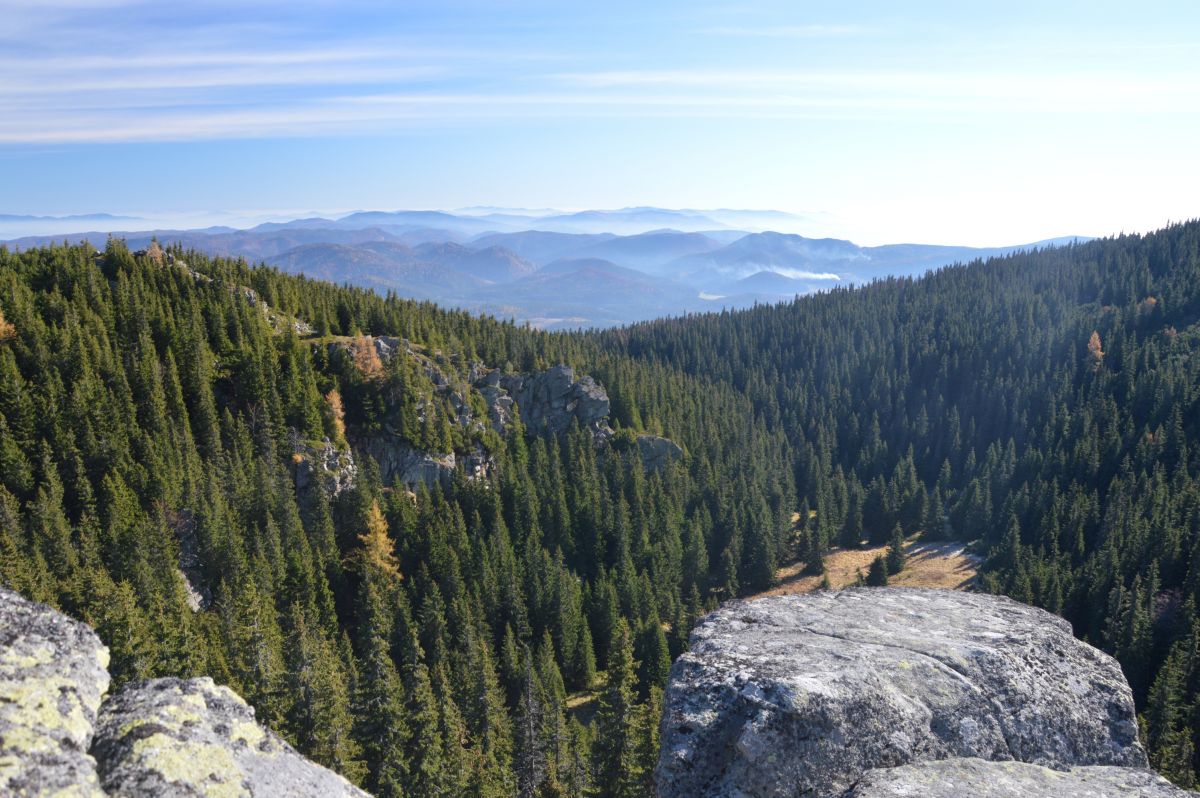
[
  {"x1": 473, "y1": 367, "x2": 516, "y2": 431},
  {"x1": 636, "y1": 434, "x2": 684, "y2": 472},
  {"x1": 167, "y1": 509, "x2": 212, "y2": 612},
  {"x1": 0, "y1": 589, "x2": 110, "y2": 796},
  {"x1": 293, "y1": 437, "x2": 359, "y2": 497},
  {"x1": 500, "y1": 365, "x2": 612, "y2": 439},
  {"x1": 846, "y1": 757, "x2": 1194, "y2": 797},
  {"x1": 657, "y1": 588, "x2": 1149, "y2": 798},
  {"x1": 317, "y1": 340, "x2": 677, "y2": 483},
  {"x1": 93, "y1": 677, "x2": 367, "y2": 797},
  {"x1": 354, "y1": 436, "x2": 457, "y2": 489},
  {"x1": 0, "y1": 588, "x2": 366, "y2": 797}
]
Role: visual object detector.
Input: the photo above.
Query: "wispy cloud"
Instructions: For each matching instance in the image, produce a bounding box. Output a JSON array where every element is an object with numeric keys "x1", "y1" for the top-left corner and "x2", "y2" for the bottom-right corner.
[
  {"x1": 6, "y1": 71, "x2": 1197, "y2": 144},
  {"x1": 548, "y1": 68, "x2": 1200, "y2": 112},
  {"x1": 2, "y1": 2, "x2": 1198, "y2": 145},
  {"x1": 698, "y1": 24, "x2": 867, "y2": 38}
]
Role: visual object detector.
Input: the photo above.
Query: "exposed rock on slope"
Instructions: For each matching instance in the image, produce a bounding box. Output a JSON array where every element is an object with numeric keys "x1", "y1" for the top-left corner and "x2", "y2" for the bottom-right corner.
[
  {"x1": 636, "y1": 434, "x2": 684, "y2": 472},
  {"x1": 93, "y1": 677, "x2": 367, "y2": 797},
  {"x1": 354, "y1": 436, "x2": 458, "y2": 488},
  {"x1": 0, "y1": 589, "x2": 110, "y2": 797},
  {"x1": 293, "y1": 437, "x2": 359, "y2": 498},
  {"x1": 313, "y1": 339, "x2": 671, "y2": 490},
  {"x1": 657, "y1": 588, "x2": 1149, "y2": 798},
  {"x1": 0, "y1": 588, "x2": 366, "y2": 797},
  {"x1": 499, "y1": 365, "x2": 612, "y2": 438},
  {"x1": 846, "y1": 757, "x2": 1195, "y2": 798}
]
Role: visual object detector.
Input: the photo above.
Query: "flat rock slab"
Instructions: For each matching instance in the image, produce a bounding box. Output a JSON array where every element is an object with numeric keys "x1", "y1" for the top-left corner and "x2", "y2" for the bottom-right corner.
[
  {"x1": 657, "y1": 588, "x2": 1146, "y2": 798},
  {"x1": 847, "y1": 758, "x2": 1196, "y2": 797},
  {"x1": 0, "y1": 589, "x2": 110, "y2": 797},
  {"x1": 93, "y1": 677, "x2": 368, "y2": 798}
]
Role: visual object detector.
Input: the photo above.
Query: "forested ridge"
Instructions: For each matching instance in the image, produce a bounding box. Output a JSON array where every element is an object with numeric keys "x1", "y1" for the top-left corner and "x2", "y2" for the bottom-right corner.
[
  {"x1": 0, "y1": 239, "x2": 792, "y2": 797},
  {"x1": 3, "y1": 220, "x2": 1200, "y2": 792},
  {"x1": 595, "y1": 220, "x2": 1200, "y2": 786}
]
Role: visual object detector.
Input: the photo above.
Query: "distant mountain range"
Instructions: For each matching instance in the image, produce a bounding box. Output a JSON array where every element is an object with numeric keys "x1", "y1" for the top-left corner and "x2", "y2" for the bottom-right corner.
[{"x1": 0, "y1": 207, "x2": 1088, "y2": 329}]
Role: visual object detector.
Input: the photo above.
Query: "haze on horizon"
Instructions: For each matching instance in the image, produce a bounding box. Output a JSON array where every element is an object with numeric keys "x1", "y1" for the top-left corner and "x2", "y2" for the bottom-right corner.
[{"x1": 2, "y1": 0, "x2": 1198, "y2": 247}]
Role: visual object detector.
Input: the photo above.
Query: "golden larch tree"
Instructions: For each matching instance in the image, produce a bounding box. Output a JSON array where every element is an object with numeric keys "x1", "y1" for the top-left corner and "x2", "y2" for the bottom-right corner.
[
  {"x1": 351, "y1": 335, "x2": 384, "y2": 379},
  {"x1": 358, "y1": 500, "x2": 400, "y2": 580},
  {"x1": 1087, "y1": 330, "x2": 1105, "y2": 371}
]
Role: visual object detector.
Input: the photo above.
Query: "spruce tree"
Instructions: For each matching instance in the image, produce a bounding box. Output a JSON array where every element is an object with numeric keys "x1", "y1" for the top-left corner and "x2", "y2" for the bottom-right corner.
[
  {"x1": 591, "y1": 620, "x2": 638, "y2": 798},
  {"x1": 866, "y1": 556, "x2": 889, "y2": 587},
  {"x1": 886, "y1": 524, "x2": 906, "y2": 576}
]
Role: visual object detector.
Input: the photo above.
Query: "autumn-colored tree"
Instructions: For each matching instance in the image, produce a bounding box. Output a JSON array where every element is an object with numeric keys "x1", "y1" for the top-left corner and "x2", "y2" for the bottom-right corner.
[
  {"x1": 352, "y1": 335, "x2": 384, "y2": 379},
  {"x1": 0, "y1": 310, "x2": 14, "y2": 342},
  {"x1": 325, "y1": 389, "x2": 346, "y2": 441},
  {"x1": 359, "y1": 500, "x2": 400, "y2": 580},
  {"x1": 1087, "y1": 330, "x2": 1104, "y2": 371}
]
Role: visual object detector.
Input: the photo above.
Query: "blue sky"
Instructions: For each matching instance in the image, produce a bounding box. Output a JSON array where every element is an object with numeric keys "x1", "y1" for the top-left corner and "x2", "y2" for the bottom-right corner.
[{"x1": 2, "y1": 0, "x2": 1198, "y2": 244}]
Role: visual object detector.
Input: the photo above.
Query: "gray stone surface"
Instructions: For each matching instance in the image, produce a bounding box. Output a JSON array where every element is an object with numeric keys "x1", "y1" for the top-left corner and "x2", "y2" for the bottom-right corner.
[
  {"x1": 502, "y1": 365, "x2": 612, "y2": 437},
  {"x1": 293, "y1": 437, "x2": 359, "y2": 497},
  {"x1": 0, "y1": 588, "x2": 110, "y2": 797},
  {"x1": 846, "y1": 758, "x2": 1195, "y2": 798},
  {"x1": 636, "y1": 434, "x2": 684, "y2": 472},
  {"x1": 93, "y1": 677, "x2": 368, "y2": 798},
  {"x1": 657, "y1": 588, "x2": 1146, "y2": 798},
  {"x1": 355, "y1": 436, "x2": 457, "y2": 488},
  {"x1": 0, "y1": 588, "x2": 369, "y2": 797},
  {"x1": 168, "y1": 508, "x2": 213, "y2": 612},
  {"x1": 474, "y1": 367, "x2": 516, "y2": 432}
]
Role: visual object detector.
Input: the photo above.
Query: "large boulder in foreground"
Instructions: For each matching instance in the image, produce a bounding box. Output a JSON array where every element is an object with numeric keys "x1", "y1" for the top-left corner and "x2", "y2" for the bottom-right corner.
[
  {"x1": 92, "y1": 677, "x2": 368, "y2": 797},
  {"x1": 846, "y1": 757, "x2": 1194, "y2": 797},
  {"x1": 0, "y1": 589, "x2": 110, "y2": 797},
  {"x1": 0, "y1": 587, "x2": 368, "y2": 797},
  {"x1": 657, "y1": 588, "x2": 1146, "y2": 798}
]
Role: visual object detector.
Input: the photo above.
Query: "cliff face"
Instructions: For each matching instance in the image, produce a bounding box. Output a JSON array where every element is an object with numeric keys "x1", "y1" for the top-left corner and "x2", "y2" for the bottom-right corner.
[
  {"x1": 0, "y1": 588, "x2": 366, "y2": 797},
  {"x1": 657, "y1": 588, "x2": 1192, "y2": 798},
  {"x1": 302, "y1": 338, "x2": 682, "y2": 493}
]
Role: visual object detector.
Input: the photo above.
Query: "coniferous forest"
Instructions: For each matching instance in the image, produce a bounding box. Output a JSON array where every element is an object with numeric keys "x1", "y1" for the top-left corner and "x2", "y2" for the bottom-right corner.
[{"x1": 3, "y1": 220, "x2": 1200, "y2": 792}]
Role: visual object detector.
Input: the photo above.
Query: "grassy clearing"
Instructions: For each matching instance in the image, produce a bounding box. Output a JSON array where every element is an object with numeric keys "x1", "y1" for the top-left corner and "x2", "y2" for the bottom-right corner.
[{"x1": 752, "y1": 536, "x2": 981, "y2": 599}]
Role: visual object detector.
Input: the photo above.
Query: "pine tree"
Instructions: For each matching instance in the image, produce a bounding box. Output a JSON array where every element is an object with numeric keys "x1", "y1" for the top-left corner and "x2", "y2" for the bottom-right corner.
[
  {"x1": 866, "y1": 556, "x2": 889, "y2": 587},
  {"x1": 515, "y1": 648, "x2": 549, "y2": 798},
  {"x1": 284, "y1": 603, "x2": 364, "y2": 783},
  {"x1": 886, "y1": 524, "x2": 906, "y2": 576},
  {"x1": 635, "y1": 616, "x2": 671, "y2": 699},
  {"x1": 591, "y1": 620, "x2": 639, "y2": 798}
]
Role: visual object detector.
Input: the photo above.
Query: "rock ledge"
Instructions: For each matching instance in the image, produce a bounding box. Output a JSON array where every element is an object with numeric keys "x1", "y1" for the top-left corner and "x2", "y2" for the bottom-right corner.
[
  {"x1": 0, "y1": 588, "x2": 367, "y2": 797},
  {"x1": 657, "y1": 588, "x2": 1152, "y2": 798}
]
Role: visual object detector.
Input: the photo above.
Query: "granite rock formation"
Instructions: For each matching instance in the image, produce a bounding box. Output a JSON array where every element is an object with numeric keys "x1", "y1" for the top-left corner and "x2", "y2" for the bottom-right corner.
[
  {"x1": 0, "y1": 589, "x2": 110, "y2": 797},
  {"x1": 846, "y1": 757, "x2": 1195, "y2": 798},
  {"x1": 0, "y1": 588, "x2": 367, "y2": 797},
  {"x1": 636, "y1": 434, "x2": 684, "y2": 472},
  {"x1": 92, "y1": 677, "x2": 367, "y2": 797},
  {"x1": 657, "y1": 588, "x2": 1150, "y2": 798},
  {"x1": 499, "y1": 365, "x2": 612, "y2": 438}
]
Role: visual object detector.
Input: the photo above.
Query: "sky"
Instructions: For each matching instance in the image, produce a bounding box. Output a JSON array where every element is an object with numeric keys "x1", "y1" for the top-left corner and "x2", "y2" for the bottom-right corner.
[{"x1": 1, "y1": 0, "x2": 1198, "y2": 245}]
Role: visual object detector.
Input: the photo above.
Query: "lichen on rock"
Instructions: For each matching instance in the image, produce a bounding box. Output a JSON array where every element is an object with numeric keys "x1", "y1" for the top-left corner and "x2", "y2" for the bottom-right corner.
[
  {"x1": 92, "y1": 677, "x2": 368, "y2": 798},
  {"x1": 0, "y1": 589, "x2": 369, "y2": 797},
  {"x1": 0, "y1": 589, "x2": 110, "y2": 797}
]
